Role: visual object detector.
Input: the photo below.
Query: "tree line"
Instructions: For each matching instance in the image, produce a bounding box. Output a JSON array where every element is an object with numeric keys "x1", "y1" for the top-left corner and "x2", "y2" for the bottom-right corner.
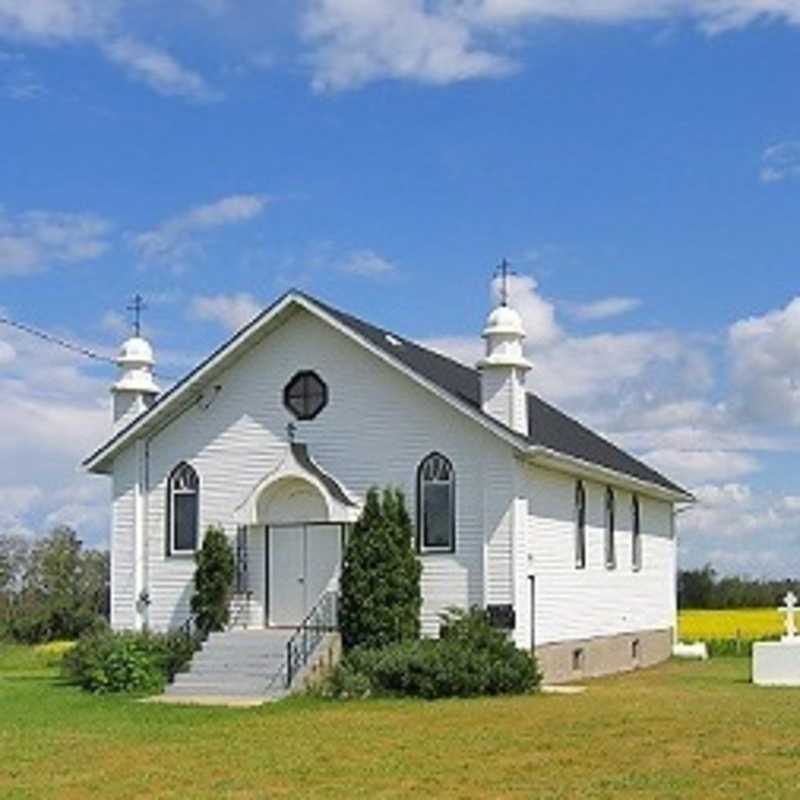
[
  {"x1": 678, "y1": 565, "x2": 800, "y2": 609},
  {"x1": 0, "y1": 526, "x2": 109, "y2": 643}
]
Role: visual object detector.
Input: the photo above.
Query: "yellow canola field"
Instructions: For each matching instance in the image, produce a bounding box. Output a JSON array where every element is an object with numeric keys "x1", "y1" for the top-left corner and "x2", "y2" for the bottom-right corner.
[{"x1": 678, "y1": 608, "x2": 785, "y2": 640}]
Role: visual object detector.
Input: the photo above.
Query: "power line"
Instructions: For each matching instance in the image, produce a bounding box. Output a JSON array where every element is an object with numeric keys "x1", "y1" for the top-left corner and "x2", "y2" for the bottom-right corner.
[
  {"x1": 0, "y1": 315, "x2": 178, "y2": 381},
  {"x1": 0, "y1": 315, "x2": 118, "y2": 366}
]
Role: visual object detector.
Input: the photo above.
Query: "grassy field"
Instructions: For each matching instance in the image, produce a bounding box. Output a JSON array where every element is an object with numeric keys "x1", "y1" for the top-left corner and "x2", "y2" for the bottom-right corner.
[
  {"x1": 3, "y1": 643, "x2": 800, "y2": 798},
  {"x1": 679, "y1": 608, "x2": 785, "y2": 640}
]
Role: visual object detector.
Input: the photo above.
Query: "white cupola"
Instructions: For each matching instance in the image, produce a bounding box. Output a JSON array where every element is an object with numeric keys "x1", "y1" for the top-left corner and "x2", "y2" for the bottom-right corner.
[
  {"x1": 111, "y1": 335, "x2": 160, "y2": 431},
  {"x1": 477, "y1": 301, "x2": 532, "y2": 435}
]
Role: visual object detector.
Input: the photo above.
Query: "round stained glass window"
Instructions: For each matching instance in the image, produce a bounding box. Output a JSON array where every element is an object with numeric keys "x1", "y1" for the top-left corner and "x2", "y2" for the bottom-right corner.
[{"x1": 283, "y1": 371, "x2": 328, "y2": 420}]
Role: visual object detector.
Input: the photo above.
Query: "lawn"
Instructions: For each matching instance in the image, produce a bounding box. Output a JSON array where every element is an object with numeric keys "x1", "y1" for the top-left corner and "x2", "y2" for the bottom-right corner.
[
  {"x1": 679, "y1": 608, "x2": 785, "y2": 640},
  {"x1": 3, "y1": 644, "x2": 800, "y2": 798}
]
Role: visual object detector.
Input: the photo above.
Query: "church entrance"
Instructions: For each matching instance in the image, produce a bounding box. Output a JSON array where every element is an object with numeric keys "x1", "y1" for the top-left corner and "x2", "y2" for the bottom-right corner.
[{"x1": 268, "y1": 524, "x2": 342, "y2": 627}]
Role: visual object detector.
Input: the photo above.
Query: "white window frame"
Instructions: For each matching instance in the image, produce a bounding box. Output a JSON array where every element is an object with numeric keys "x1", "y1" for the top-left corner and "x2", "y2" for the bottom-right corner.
[
  {"x1": 604, "y1": 486, "x2": 616, "y2": 570},
  {"x1": 575, "y1": 480, "x2": 587, "y2": 570},
  {"x1": 632, "y1": 494, "x2": 642, "y2": 572},
  {"x1": 168, "y1": 462, "x2": 199, "y2": 556},
  {"x1": 417, "y1": 452, "x2": 456, "y2": 553}
]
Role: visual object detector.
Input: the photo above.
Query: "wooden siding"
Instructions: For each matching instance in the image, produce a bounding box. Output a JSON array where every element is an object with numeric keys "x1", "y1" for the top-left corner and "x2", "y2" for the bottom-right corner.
[
  {"x1": 523, "y1": 464, "x2": 675, "y2": 646},
  {"x1": 110, "y1": 446, "x2": 136, "y2": 629},
  {"x1": 112, "y1": 308, "x2": 516, "y2": 634}
]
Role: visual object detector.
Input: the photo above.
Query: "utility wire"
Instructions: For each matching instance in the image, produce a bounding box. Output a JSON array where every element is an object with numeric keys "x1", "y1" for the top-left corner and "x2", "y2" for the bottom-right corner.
[
  {"x1": 0, "y1": 315, "x2": 118, "y2": 365},
  {"x1": 0, "y1": 315, "x2": 178, "y2": 380}
]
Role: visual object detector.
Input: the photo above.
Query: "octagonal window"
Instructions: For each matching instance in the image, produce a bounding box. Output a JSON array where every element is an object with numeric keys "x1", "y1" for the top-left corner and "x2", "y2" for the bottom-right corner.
[{"x1": 284, "y1": 371, "x2": 328, "y2": 420}]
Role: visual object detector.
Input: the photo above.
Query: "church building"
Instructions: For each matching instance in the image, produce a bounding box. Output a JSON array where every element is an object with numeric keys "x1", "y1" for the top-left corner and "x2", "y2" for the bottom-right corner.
[{"x1": 84, "y1": 287, "x2": 691, "y2": 685}]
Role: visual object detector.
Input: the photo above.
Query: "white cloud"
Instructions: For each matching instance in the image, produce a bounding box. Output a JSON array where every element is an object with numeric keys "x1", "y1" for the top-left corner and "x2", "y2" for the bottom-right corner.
[
  {"x1": 760, "y1": 141, "x2": 800, "y2": 183},
  {"x1": 569, "y1": 296, "x2": 641, "y2": 320},
  {"x1": 0, "y1": 0, "x2": 119, "y2": 42},
  {"x1": 642, "y1": 449, "x2": 760, "y2": 485},
  {"x1": 301, "y1": 0, "x2": 515, "y2": 92},
  {"x1": 103, "y1": 37, "x2": 218, "y2": 102},
  {"x1": 0, "y1": 315, "x2": 112, "y2": 544},
  {"x1": 494, "y1": 274, "x2": 562, "y2": 348},
  {"x1": 131, "y1": 194, "x2": 269, "y2": 270},
  {"x1": 0, "y1": 1, "x2": 215, "y2": 101},
  {"x1": 729, "y1": 297, "x2": 800, "y2": 426},
  {"x1": 683, "y1": 482, "x2": 800, "y2": 539},
  {"x1": 0, "y1": 339, "x2": 15, "y2": 364},
  {"x1": 299, "y1": 0, "x2": 800, "y2": 90},
  {"x1": 0, "y1": 209, "x2": 111, "y2": 276},
  {"x1": 190, "y1": 292, "x2": 262, "y2": 332},
  {"x1": 338, "y1": 249, "x2": 398, "y2": 278}
]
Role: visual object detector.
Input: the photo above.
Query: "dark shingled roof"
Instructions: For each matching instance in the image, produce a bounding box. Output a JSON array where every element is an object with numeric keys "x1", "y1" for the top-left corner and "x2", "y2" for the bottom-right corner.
[{"x1": 305, "y1": 293, "x2": 686, "y2": 495}]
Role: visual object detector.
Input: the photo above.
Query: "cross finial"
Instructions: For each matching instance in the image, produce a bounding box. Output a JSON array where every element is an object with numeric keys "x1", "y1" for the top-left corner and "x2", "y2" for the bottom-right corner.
[
  {"x1": 781, "y1": 591, "x2": 798, "y2": 641},
  {"x1": 126, "y1": 294, "x2": 146, "y2": 337},
  {"x1": 494, "y1": 258, "x2": 515, "y2": 307}
]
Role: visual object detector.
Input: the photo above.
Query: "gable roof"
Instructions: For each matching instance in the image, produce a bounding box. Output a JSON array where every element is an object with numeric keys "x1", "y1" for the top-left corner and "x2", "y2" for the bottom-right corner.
[
  {"x1": 308, "y1": 294, "x2": 687, "y2": 496},
  {"x1": 84, "y1": 290, "x2": 690, "y2": 500}
]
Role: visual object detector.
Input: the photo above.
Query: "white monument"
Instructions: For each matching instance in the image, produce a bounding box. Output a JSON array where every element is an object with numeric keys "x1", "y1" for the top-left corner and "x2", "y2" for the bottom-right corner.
[{"x1": 752, "y1": 592, "x2": 800, "y2": 686}]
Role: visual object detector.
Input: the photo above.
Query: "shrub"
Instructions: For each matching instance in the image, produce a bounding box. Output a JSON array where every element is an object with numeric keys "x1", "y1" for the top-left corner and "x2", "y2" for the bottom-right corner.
[
  {"x1": 191, "y1": 526, "x2": 236, "y2": 635},
  {"x1": 322, "y1": 608, "x2": 540, "y2": 700},
  {"x1": 339, "y1": 488, "x2": 422, "y2": 651},
  {"x1": 63, "y1": 625, "x2": 199, "y2": 694},
  {"x1": 684, "y1": 636, "x2": 781, "y2": 658}
]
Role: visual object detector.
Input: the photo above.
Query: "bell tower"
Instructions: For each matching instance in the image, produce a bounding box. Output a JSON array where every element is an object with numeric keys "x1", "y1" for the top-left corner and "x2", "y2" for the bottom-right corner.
[{"x1": 477, "y1": 261, "x2": 532, "y2": 435}]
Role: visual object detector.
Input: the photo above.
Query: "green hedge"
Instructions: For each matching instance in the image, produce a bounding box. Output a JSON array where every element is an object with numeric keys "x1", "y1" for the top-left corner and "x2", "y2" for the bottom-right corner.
[
  {"x1": 322, "y1": 608, "x2": 541, "y2": 700},
  {"x1": 685, "y1": 636, "x2": 781, "y2": 658},
  {"x1": 62, "y1": 625, "x2": 199, "y2": 694}
]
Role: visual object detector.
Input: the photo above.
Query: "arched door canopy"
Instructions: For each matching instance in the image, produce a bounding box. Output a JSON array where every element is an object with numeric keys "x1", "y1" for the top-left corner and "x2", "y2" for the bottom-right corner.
[{"x1": 234, "y1": 443, "x2": 360, "y2": 526}]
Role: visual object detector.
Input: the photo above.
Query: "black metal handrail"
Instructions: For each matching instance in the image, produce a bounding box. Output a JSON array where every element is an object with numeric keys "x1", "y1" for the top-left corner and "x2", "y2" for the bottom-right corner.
[
  {"x1": 177, "y1": 612, "x2": 208, "y2": 644},
  {"x1": 285, "y1": 591, "x2": 338, "y2": 688}
]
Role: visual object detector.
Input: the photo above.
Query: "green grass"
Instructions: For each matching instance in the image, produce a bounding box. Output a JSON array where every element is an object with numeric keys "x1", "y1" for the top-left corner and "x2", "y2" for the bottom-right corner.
[{"x1": 3, "y1": 643, "x2": 800, "y2": 799}]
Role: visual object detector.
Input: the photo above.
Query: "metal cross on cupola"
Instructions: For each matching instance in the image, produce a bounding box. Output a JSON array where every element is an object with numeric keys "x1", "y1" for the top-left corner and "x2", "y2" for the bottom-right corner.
[
  {"x1": 494, "y1": 258, "x2": 516, "y2": 307},
  {"x1": 126, "y1": 294, "x2": 147, "y2": 337}
]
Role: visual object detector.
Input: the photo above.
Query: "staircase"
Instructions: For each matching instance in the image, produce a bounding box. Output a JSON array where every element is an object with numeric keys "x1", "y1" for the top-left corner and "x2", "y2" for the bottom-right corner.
[
  {"x1": 165, "y1": 629, "x2": 291, "y2": 701},
  {"x1": 164, "y1": 591, "x2": 341, "y2": 704}
]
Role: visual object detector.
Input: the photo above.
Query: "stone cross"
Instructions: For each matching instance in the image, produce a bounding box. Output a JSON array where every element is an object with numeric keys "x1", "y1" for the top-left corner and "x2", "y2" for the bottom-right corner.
[{"x1": 780, "y1": 591, "x2": 798, "y2": 640}]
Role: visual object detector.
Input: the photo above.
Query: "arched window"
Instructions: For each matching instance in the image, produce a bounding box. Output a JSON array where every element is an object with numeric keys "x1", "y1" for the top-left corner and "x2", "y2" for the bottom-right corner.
[
  {"x1": 575, "y1": 480, "x2": 587, "y2": 569},
  {"x1": 604, "y1": 487, "x2": 616, "y2": 570},
  {"x1": 167, "y1": 463, "x2": 199, "y2": 555},
  {"x1": 417, "y1": 453, "x2": 455, "y2": 552},
  {"x1": 632, "y1": 494, "x2": 642, "y2": 572}
]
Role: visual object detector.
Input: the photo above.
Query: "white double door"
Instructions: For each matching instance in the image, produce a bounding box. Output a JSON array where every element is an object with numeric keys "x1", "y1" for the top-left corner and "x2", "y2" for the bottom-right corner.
[{"x1": 269, "y1": 524, "x2": 341, "y2": 626}]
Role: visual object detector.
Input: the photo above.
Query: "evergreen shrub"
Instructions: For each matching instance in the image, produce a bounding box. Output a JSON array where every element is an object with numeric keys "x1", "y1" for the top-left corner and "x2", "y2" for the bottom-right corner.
[
  {"x1": 190, "y1": 525, "x2": 236, "y2": 635},
  {"x1": 323, "y1": 608, "x2": 541, "y2": 700},
  {"x1": 339, "y1": 487, "x2": 422, "y2": 651}
]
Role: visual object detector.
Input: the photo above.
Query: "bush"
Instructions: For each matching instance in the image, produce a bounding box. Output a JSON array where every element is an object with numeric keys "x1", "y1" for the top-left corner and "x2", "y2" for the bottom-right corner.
[
  {"x1": 63, "y1": 625, "x2": 199, "y2": 694},
  {"x1": 322, "y1": 608, "x2": 540, "y2": 700},
  {"x1": 685, "y1": 636, "x2": 781, "y2": 658},
  {"x1": 191, "y1": 526, "x2": 236, "y2": 635},
  {"x1": 339, "y1": 487, "x2": 422, "y2": 651}
]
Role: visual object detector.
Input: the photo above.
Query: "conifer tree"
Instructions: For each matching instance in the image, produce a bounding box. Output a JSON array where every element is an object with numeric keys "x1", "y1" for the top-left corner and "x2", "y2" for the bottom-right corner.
[
  {"x1": 339, "y1": 487, "x2": 421, "y2": 650},
  {"x1": 191, "y1": 526, "x2": 235, "y2": 634}
]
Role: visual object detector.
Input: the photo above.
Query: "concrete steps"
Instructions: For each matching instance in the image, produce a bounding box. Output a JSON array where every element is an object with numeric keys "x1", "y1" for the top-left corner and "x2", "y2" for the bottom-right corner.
[{"x1": 165, "y1": 629, "x2": 291, "y2": 701}]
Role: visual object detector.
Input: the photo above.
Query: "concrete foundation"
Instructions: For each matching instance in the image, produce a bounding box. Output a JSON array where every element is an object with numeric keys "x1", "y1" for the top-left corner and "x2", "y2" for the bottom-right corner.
[
  {"x1": 752, "y1": 640, "x2": 800, "y2": 686},
  {"x1": 534, "y1": 628, "x2": 673, "y2": 684}
]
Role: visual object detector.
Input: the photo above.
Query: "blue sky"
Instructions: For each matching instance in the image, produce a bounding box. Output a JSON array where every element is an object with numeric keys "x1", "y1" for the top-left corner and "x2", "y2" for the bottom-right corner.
[{"x1": 2, "y1": 1, "x2": 800, "y2": 576}]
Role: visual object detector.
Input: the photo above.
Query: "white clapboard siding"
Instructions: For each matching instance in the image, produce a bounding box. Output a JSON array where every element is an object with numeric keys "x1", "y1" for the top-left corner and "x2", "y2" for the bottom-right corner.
[
  {"x1": 113, "y1": 308, "x2": 516, "y2": 634},
  {"x1": 525, "y1": 465, "x2": 675, "y2": 645},
  {"x1": 110, "y1": 446, "x2": 137, "y2": 629}
]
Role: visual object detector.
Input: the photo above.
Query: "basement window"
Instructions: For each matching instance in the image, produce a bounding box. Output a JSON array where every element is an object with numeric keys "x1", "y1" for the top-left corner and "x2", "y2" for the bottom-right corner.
[{"x1": 572, "y1": 648, "x2": 585, "y2": 672}]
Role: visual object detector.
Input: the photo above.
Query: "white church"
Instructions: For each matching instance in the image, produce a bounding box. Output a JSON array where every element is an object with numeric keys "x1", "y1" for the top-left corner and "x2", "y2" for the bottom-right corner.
[{"x1": 85, "y1": 287, "x2": 691, "y2": 685}]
